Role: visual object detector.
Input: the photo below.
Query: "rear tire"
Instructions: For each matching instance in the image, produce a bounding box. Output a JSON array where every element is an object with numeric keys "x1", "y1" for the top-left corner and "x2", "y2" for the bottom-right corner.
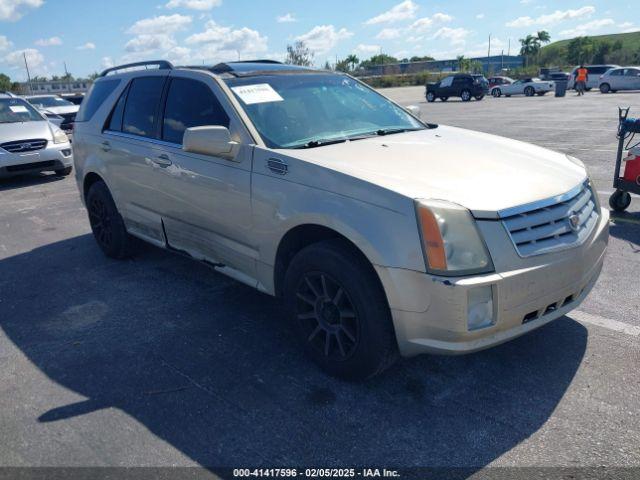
[
  {"x1": 426, "y1": 91, "x2": 436, "y2": 102},
  {"x1": 492, "y1": 88, "x2": 502, "y2": 97},
  {"x1": 461, "y1": 89, "x2": 471, "y2": 102},
  {"x1": 600, "y1": 83, "x2": 611, "y2": 93},
  {"x1": 609, "y1": 190, "x2": 631, "y2": 212},
  {"x1": 524, "y1": 86, "x2": 535, "y2": 97},
  {"x1": 86, "y1": 180, "x2": 136, "y2": 259},
  {"x1": 55, "y1": 166, "x2": 73, "y2": 176},
  {"x1": 283, "y1": 239, "x2": 398, "y2": 381}
]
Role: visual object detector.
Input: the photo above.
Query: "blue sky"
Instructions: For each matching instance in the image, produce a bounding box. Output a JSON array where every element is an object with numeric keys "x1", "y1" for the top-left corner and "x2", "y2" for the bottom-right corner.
[{"x1": 0, "y1": 0, "x2": 638, "y2": 80}]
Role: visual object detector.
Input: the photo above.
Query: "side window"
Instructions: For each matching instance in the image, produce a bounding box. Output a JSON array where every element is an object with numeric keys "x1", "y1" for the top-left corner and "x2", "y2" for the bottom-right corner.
[
  {"x1": 106, "y1": 84, "x2": 129, "y2": 132},
  {"x1": 162, "y1": 78, "x2": 230, "y2": 145},
  {"x1": 625, "y1": 69, "x2": 640, "y2": 77},
  {"x1": 440, "y1": 76, "x2": 454, "y2": 87},
  {"x1": 75, "y1": 79, "x2": 120, "y2": 123},
  {"x1": 122, "y1": 77, "x2": 165, "y2": 138},
  {"x1": 610, "y1": 69, "x2": 623, "y2": 76}
]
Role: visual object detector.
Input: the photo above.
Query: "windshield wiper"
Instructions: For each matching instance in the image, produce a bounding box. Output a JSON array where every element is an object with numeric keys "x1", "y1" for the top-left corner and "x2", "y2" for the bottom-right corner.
[
  {"x1": 374, "y1": 127, "x2": 424, "y2": 136},
  {"x1": 293, "y1": 138, "x2": 349, "y2": 149}
]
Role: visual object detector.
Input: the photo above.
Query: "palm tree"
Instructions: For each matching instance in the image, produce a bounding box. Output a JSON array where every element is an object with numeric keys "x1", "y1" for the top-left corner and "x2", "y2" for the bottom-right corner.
[{"x1": 345, "y1": 54, "x2": 359, "y2": 71}]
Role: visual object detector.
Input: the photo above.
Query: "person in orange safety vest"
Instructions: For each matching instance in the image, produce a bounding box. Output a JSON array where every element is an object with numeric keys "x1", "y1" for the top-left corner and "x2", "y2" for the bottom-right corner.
[{"x1": 575, "y1": 65, "x2": 588, "y2": 96}]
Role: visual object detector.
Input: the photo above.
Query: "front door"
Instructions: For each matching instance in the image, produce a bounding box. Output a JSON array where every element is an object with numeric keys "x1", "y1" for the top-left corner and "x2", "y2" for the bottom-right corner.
[{"x1": 154, "y1": 74, "x2": 257, "y2": 282}]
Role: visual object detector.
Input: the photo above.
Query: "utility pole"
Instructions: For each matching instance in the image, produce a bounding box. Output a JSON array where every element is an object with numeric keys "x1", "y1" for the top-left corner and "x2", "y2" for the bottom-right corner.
[
  {"x1": 487, "y1": 33, "x2": 491, "y2": 75},
  {"x1": 507, "y1": 38, "x2": 511, "y2": 57},
  {"x1": 23, "y1": 51, "x2": 32, "y2": 95}
]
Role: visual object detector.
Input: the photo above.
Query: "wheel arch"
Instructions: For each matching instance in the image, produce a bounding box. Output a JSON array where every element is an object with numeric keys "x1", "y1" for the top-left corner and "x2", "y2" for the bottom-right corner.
[
  {"x1": 83, "y1": 171, "x2": 105, "y2": 201},
  {"x1": 273, "y1": 223, "x2": 381, "y2": 298}
]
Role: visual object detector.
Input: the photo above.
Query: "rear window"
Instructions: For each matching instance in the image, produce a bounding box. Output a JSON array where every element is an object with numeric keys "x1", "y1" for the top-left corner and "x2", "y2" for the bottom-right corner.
[
  {"x1": 75, "y1": 79, "x2": 120, "y2": 122},
  {"x1": 122, "y1": 77, "x2": 165, "y2": 138},
  {"x1": 588, "y1": 66, "x2": 609, "y2": 75}
]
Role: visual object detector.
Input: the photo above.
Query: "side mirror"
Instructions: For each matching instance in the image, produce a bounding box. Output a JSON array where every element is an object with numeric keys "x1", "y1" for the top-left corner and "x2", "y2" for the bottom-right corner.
[
  {"x1": 183, "y1": 126, "x2": 239, "y2": 160},
  {"x1": 405, "y1": 105, "x2": 421, "y2": 118}
]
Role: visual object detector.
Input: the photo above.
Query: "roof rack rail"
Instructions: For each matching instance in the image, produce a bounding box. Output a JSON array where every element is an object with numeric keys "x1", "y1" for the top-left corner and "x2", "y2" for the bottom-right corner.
[
  {"x1": 99, "y1": 60, "x2": 173, "y2": 77},
  {"x1": 233, "y1": 59, "x2": 283, "y2": 64}
]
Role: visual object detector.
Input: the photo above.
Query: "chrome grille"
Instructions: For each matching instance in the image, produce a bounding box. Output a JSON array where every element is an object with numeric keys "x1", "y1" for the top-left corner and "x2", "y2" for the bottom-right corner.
[
  {"x1": 501, "y1": 182, "x2": 599, "y2": 257},
  {"x1": 1, "y1": 138, "x2": 47, "y2": 153}
]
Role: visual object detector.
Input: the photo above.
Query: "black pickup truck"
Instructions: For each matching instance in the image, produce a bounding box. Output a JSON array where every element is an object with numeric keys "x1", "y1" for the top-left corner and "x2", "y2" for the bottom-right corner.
[{"x1": 426, "y1": 74, "x2": 489, "y2": 102}]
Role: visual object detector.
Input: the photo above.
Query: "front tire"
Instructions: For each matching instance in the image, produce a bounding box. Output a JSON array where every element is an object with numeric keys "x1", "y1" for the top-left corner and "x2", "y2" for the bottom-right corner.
[
  {"x1": 609, "y1": 190, "x2": 632, "y2": 212},
  {"x1": 461, "y1": 89, "x2": 471, "y2": 102},
  {"x1": 492, "y1": 88, "x2": 502, "y2": 97},
  {"x1": 86, "y1": 181, "x2": 136, "y2": 259},
  {"x1": 426, "y1": 91, "x2": 436, "y2": 102},
  {"x1": 283, "y1": 239, "x2": 398, "y2": 380},
  {"x1": 600, "y1": 83, "x2": 611, "y2": 94},
  {"x1": 524, "y1": 86, "x2": 535, "y2": 97}
]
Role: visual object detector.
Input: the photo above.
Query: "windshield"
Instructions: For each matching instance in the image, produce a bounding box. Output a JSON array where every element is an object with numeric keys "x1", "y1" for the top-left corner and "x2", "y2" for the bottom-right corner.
[
  {"x1": 28, "y1": 96, "x2": 74, "y2": 108},
  {"x1": 225, "y1": 73, "x2": 425, "y2": 149},
  {"x1": 0, "y1": 98, "x2": 44, "y2": 123}
]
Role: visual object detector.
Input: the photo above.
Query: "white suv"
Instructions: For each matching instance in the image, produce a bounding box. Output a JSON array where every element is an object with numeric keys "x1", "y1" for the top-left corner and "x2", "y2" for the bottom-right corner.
[{"x1": 73, "y1": 60, "x2": 608, "y2": 380}]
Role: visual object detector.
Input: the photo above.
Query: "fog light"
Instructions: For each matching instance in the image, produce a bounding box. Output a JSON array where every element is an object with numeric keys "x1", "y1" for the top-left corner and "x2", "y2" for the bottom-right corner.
[
  {"x1": 467, "y1": 286, "x2": 494, "y2": 331},
  {"x1": 61, "y1": 149, "x2": 72, "y2": 157}
]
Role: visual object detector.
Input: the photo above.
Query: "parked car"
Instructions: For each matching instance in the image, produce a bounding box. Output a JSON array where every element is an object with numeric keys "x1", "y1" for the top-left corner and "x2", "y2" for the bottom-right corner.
[
  {"x1": 0, "y1": 95, "x2": 73, "y2": 178},
  {"x1": 549, "y1": 72, "x2": 570, "y2": 82},
  {"x1": 60, "y1": 93, "x2": 85, "y2": 105},
  {"x1": 73, "y1": 60, "x2": 608, "y2": 380},
  {"x1": 567, "y1": 65, "x2": 619, "y2": 91},
  {"x1": 491, "y1": 77, "x2": 554, "y2": 97},
  {"x1": 488, "y1": 76, "x2": 513, "y2": 89},
  {"x1": 24, "y1": 95, "x2": 79, "y2": 136},
  {"x1": 598, "y1": 67, "x2": 640, "y2": 93},
  {"x1": 426, "y1": 74, "x2": 488, "y2": 102}
]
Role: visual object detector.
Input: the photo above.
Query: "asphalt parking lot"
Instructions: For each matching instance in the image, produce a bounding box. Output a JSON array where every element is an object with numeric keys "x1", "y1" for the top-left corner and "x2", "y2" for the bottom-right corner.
[{"x1": 1, "y1": 88, "x2": 639, "y2": 478}]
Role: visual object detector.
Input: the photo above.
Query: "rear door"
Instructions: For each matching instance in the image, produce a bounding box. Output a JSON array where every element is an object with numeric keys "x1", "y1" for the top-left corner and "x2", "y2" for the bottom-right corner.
[
  {"x1": 102, "y1": 73, "x2": 169, "y2": 246},
  {"x1": 438, "y1": 76, "x2": 454, "y2": 97},
  {"x1": 623, "y1": 68, "x2": 640, "y2": 90},
  {"x1": 154, "y1": 73, "x2": 257, "y2": 281}
]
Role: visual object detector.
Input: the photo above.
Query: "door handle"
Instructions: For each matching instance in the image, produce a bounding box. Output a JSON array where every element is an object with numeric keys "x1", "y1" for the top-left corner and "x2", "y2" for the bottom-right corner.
[
  {"x1": 152, "y1": 154, "x2": 172, "y2": 168},
  {"x1": 100, "y1": 141, "x2": 111, "y2": 152}
]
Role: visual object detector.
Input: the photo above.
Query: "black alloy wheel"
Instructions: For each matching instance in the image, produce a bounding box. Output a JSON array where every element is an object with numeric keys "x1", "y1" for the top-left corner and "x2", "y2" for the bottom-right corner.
[
  {"x1": 295, "y1": 272, "x2": 359, "y2": 360},
  {"x1": 89, "y1": 195, "x2": 114, "y2": 251}
]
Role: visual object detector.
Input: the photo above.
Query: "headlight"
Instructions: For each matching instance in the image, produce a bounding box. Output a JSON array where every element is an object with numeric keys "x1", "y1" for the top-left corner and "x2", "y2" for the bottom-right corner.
[
  {"x1": 51, "y1": 125, "x2": 68, "y2": 144},
  {"x1": 415, "y1": 199, "x2": 494, "y2": 276}
]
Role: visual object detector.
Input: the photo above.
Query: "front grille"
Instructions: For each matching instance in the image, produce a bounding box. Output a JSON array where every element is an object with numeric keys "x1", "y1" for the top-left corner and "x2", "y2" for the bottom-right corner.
[
  {"x1": 1, "y1": 138, "x2": 48, "y2": 153},
  {"x1": 6, "y1": 160, "x2": 55, "y2": 172},
  {"x1": 502, "y1": 182, "x2": 599, "y2": 257}
]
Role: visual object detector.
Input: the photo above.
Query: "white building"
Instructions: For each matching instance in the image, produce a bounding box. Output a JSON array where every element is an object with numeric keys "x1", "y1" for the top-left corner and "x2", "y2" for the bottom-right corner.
[{"x1": 20, "y1": 80, "x2": 91, "y2": 95}]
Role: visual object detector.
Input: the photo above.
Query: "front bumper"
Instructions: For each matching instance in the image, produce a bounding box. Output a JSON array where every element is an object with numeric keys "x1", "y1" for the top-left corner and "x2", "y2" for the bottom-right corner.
[
  {"x1": 0, "y1": 142, "x2": 73, "y2": 178},
  {"x1": 376, "y1": 208, "x2": 609, "y2": 357}
]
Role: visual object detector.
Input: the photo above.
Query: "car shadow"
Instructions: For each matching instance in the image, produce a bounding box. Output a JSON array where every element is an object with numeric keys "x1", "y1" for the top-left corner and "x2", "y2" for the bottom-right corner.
[
  {"x1": 609, "y1": 216, "x2": 640, "y2": 250},
  {"x1": 0, "y1": 172, "x2": 66, "y2": 192},
  {"x1": 0, "y1": 235, "x2": 588, "y2": 478}
]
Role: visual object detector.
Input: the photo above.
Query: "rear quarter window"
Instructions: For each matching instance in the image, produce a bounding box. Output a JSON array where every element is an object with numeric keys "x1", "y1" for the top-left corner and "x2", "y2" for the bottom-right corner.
[{"x1": 75, "y1": 79, "x2": 120, "y2": 122}]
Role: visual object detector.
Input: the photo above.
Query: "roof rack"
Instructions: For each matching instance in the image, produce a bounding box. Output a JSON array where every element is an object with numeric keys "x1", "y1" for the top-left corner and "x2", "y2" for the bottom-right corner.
[{"x1": 99, "y1": 60, "x2": 174, "y2": 77}]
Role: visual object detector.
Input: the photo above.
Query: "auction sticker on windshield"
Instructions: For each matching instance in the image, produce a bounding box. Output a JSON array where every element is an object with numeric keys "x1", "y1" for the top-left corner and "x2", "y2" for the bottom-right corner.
[
  {"x1": 9, "y1": 105, "x2": 29, "y2": 113},
  {"x1": 231, "y1": 84, "x2": 284, "y2": 105}
]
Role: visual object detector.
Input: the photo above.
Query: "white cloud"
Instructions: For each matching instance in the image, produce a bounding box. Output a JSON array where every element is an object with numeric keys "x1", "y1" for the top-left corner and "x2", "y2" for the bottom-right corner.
[
  {"x1": 409, "y1": 17, "x2": 432, "y2": 32},
  {"x1": 354, "y1": 44, "x2": 380, "y2": 55},
  {"x1": 127, "y1": 14, "x2": 192, "y2": 35},
  {"x1": 165, "y1": 0, "x2": 221, "y2": 10},
  {"x1": 184, "y1": 20, "x2": 268, "y2": 61},
  {"x1": 431, "y1": 27, "x2": 470, "y2": 46},
  {"x1": 3, "y1": 48, "x2": 43, "y2": 70},
  {"x1": 296, "y1": 25, "x2": 352, "y2": 54},
  {"x1": 77, "y1": 42, "x2": 96, "y2": 50},
  {"x1": 0, "y1": 0, "x2": 43, "y2": 21},
  {"x1": 35, "y1": 36, "x2": 62, "y2": 47},
  {"x1": 276, "y1": 13, "x2": 296, "y2": 23},
  {"x1": 376, "y1": 28, "x2": 401, "y2": 40},
  {"x1": 0, "y1": 35, "x2": 12, "y2": 51},
  {"x1": 101, "y1": 56, "x2": 115, "y2": 69},
  {"x1": 520, "y1": 0, "x2": 534, "y2": 4},
  {"x1": 476, "y1": 13, "x2": 485, "y2": 19},
  {"x1": 618, "y1": 21, "x2": 633, "y2": 29},
  {"x1": 506, "y1": 6, "x2": 595, "y2": 27},
  {"x1": 125, "y1": 35, "x2": 173, "y2": 52},
  {"x1": 559, "y1": 18, "x2": 615, "y2": 37},
  {"x1": 432, "y1": 13, "x2": 453, "y2": 23},
  {"x1": 365, "y1": 0, "x2": 418, "y2": 25}
]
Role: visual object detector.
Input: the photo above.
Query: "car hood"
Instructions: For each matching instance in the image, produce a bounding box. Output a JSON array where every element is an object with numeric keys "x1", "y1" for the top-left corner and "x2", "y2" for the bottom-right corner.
[
  {"x1": 285, "y1": 126, "x2": 587, "y2": 218},
  {"x1": 41, "y1": 105, "x2": 79, "y2": 115},
  {"x1": 0, "y1": 121, "x2": 53, "y2": 142}
]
